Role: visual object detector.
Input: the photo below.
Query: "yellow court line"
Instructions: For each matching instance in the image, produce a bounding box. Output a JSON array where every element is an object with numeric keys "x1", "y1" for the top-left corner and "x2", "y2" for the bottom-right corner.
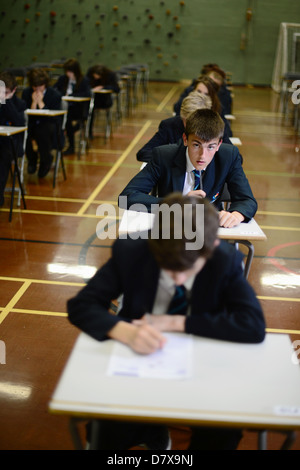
[
  {"x1": 258, "y1": 296, "x2": 300, "y2": 302},
  {"x1": 11, "y1": 308, "x2": 67, "y2": 317},
  {"x1": 77, "y1": 120, "x2": 152, "y2": 216},
  {"x1": 0, "y1": 280, "x2": 32, "y2": 325},
  {"x1": 1, "y1": 276, "x2": 299, "y2": 303},
  {"x1": 0, "y1": 208, "x2": 121, "y2": 219},
  {"x1": 1, "y1": 307, "x2": 300, "y2": 336},
  {"x1": 246, "y1": 170, "x2": 300, "y2": 177},
  {"x1": 260, "y1": 225, "x2": 300, "y2": 232},
  {"x1": 22, "y1": 196, "x2": 118, "y2": 205},
  {"x1": 266, "y1": 328, "x2": 300, "y2": 335},
  {"x1": 156, "y1": 85, "x2": 181, "y2": 112},
  {"x1": 257, "y1": 211, "x2": 300, "y2": 217},
  {"x1": 0, "y1": 276, "x2": 85, "y2": 287}
]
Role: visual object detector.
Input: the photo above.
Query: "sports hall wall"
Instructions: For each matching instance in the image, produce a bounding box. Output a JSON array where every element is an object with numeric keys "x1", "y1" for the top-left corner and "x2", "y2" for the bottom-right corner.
[{"x1": 0, "y1": 0, "x2": 299, "y2": 85}]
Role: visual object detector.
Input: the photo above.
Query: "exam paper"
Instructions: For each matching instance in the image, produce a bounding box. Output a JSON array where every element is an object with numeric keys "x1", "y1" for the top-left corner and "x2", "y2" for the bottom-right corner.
[{"x1": 107, "y1": 333, "x2": 193, "y2": 379}]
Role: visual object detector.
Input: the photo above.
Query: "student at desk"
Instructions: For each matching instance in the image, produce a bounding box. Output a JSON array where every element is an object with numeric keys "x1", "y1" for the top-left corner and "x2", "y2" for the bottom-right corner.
[
  {"x1": 53, "y1": 58, "x2": 91, "y2": 155},
  {"x1": 22, "y1": 68, "x2": 61, "y2": 178},
  {"x1": 119, "y1": 108, "x2": 257, "y2": 228},
  {"x1": 0, "y1": 71, "x2": 26, "y2": 206},
  {"x1": 67, "y1": 193, "x2": 265, "y2": 450}
]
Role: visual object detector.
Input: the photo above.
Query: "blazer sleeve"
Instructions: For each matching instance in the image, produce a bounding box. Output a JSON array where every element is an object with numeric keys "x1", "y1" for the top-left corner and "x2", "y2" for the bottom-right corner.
[
  {"x1": 0, "y1": 95, "x2": 26, "y2": 126},
  {"x1": 136, "y1": 120, "x2": 174, "y2": 163},
  {"x1": 119, "y1": 154, "x2": 164, "y2": 211},
  {"x1": 185, "y1": 244, "x2": 265, "y2": 343},
  {"x1": 67, "y1": 245, "x2": 126, "y2": 341}
]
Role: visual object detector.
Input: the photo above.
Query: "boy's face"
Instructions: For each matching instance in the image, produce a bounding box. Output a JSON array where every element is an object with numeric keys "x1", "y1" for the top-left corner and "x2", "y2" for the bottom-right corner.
[{"x1": 183, "y1": 133, "x2": 221, "y2": 170}]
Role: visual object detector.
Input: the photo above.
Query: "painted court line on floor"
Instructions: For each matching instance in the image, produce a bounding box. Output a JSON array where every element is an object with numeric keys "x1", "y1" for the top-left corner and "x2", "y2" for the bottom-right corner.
[{"x1": 77, "y1": 120, "x2": 152, "y2": 216}]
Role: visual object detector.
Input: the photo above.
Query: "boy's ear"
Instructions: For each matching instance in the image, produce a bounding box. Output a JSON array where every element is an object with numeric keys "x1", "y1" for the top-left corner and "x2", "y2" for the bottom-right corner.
[{"x1": 182, "y1": 132, "x2": 188, "y2": 146}]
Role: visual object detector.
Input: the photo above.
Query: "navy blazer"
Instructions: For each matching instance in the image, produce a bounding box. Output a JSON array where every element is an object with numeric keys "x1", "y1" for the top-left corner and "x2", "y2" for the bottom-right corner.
[
  {"x1": 67, "y1": 238, "x2": 265, "y2": 344},
  {"x1": 0, "y1": 94, "x2": 26, "y2": 157},
  {"x1": 137, "y1": 115, "x2": 232, "y2": 162},
  {"x1": 120, "y1": 142, "x2": 257, "y2": 220}
]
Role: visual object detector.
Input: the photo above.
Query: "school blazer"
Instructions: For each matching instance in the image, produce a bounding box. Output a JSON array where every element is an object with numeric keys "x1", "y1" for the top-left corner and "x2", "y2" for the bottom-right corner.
[
  {"x1": 119, "y1": 142, "x2": 257, "y2": 221},
  {"x1": 67, "y1": 238, "x2": 265, "y2": 344}
]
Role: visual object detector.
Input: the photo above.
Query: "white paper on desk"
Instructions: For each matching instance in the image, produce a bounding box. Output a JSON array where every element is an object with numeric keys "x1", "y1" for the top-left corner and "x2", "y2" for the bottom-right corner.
[{"x1": 107, "y1": 333, "x2": 193, "y2": 379}]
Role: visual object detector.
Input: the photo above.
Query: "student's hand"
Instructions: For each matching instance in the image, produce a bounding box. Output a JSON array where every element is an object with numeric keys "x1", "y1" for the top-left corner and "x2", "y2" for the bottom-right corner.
[
  {"x1": 219, "y1": 210, "x2": 245, "y2": 228},
  {"x1": 186, "y1": 189, "x2": 206, "y2": 199},
  {"x1": 108, "y1": 321, "x2": 167, "y2": 355},
  {"x1": 133, "y1": 314, "x2": 185, "y2": 333},
  {"x1": 31, "y1": 90, "x2": 44, "y2": 109}
]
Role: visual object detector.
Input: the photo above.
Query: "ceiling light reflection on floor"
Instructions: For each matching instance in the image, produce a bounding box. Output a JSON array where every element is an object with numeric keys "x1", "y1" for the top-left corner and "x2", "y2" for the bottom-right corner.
[
  {"x1": 261, "y1": 273, "x2": 300, "y2": 289},
  {"x1": 47, "y1": 263, "x2": 97, "y2": 279},
  {"x1": 0, "y1": 382, "x2": 32, "y2": 400}
]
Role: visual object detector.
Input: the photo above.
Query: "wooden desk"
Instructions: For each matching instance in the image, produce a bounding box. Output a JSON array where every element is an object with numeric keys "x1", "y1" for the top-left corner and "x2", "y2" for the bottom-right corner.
[
  {"x1": 49, "y1": 332, "x2": 300, "y2": 450},
  {"x1": 118, "y1": 210, "x2": 267, "y2": 278},
  {"x1": 25, "y1": 109, "x2": 67, "y2": 188},
  {"x1": 0, "y1": 125, "x2": 27, "y2": 221}
]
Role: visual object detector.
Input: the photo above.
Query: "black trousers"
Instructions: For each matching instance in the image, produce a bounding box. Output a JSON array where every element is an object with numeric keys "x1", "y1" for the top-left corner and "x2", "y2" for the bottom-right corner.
[
  {"x1": 26, "y1": 121, "x2": 55, "y2": 167},
  {"x1": 86, "y1": 420, "x2": 242, "y2": 450}
]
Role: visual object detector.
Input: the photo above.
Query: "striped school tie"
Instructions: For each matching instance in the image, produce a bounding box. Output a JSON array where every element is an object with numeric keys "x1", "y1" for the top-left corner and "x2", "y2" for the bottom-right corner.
[
  {"x1": 193, "y1": 169, "x2": 203, "y2": 190},
  {"x1": 167, "y1": 285, "x2": 188, "y2": 315}
]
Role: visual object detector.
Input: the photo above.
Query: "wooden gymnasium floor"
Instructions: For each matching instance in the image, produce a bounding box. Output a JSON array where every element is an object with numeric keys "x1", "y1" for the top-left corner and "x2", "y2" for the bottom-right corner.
[{"x1": 0, "y1": 81, "x2": 299, "y2": 451}]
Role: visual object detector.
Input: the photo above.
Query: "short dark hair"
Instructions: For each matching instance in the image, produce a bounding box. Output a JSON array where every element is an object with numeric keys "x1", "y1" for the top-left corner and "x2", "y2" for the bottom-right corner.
[
  {"x1": 27, "y1": 68, "x2": 50, "y2": 87},
  {"x1": 0, "y1": 71, "x2": 17, "y2": 91},
  {"x1": 185, "y1": 108, "x2": 225, "y2": 142},
  {"x1": 148, "y1": 193, "x2": 219, "y2": 271}
]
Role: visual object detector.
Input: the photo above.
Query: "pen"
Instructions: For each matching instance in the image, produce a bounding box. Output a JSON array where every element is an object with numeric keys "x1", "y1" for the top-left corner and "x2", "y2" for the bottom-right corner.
[{"x1": 210, "y1": 192, "x2": 219, "y2": 203}]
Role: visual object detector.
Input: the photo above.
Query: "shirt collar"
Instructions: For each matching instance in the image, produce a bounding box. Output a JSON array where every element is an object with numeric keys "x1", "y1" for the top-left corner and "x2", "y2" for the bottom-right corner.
[{"x1": 161, "y1": 269, "x2": 195, "y2": 293}]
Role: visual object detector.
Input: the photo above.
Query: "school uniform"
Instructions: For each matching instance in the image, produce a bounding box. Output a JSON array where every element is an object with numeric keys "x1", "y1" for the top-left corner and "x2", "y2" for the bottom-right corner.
[
  {"x1": 22, "y1": 86, "x2": 61, "y2": 177},
  {"x1": 0, "y1": 94, "x2": 26, "y2": 203},
  {"x1": 120, "y1": 142, "x2": 257, "y2": 220}
]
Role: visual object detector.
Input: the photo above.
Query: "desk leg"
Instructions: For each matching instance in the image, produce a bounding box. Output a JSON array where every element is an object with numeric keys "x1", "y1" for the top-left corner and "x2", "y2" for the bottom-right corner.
[
  {"x1": 9, "y1": 137, "x2": 27, "y2": 222},
  {"x1": 258, "y1": 430, "x2": 297, "y2": 450},
  {"x1": 258, "y1": 430, "x2": 267, "y2": 450},
  {"x1": 231, "y1": 240, "x2": 254, "y2": 279},
  {"x1": 69, "y1": 417, "x2": 84, "y2": 450},
  {"x1": 53, "y1": 121, "x2": 67, "y2": 188},
  {"x1": 85, "y1": 95, "x2": 94, "y2": 145},
  {"x1": 280, "y1": 431, "x2": 297, "y2": 450}
]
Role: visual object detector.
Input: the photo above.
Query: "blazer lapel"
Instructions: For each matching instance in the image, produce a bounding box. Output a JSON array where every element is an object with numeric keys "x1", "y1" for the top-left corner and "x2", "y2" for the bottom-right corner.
[{"x1": 171, "y1": 143, "x2": 186, "y2": 191}]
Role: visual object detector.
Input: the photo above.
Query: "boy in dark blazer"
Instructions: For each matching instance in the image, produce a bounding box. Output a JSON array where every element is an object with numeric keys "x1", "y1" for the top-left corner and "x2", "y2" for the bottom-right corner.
[
  {"x1": 0, "y1": 71, "x2": 26, "y2": 205},
  {"x1": 67, "y1": 193, "x2": 265, "y2": 449},
  {"x1": 22, "y1": 68, "x2": 61, "y2": 178},
  {"x1": 119, "y1": 108, "x2": 256, "y2": 228}
]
